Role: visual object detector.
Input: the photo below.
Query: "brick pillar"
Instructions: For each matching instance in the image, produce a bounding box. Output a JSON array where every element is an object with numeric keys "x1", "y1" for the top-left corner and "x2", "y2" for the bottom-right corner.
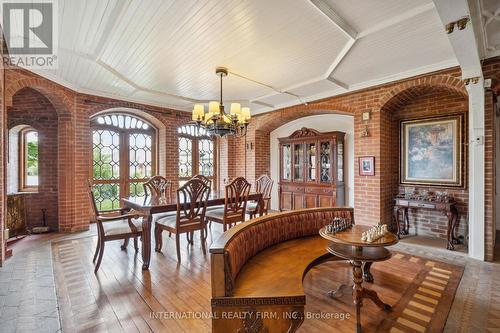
[{"x1": 354, "y1": 108, "x2": 382, "y2": 225}]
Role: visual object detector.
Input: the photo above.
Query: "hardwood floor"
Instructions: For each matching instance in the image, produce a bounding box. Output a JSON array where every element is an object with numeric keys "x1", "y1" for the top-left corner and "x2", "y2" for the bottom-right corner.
[{"x1": 50, "y1": 224, "x2": 463, "y2": 333}]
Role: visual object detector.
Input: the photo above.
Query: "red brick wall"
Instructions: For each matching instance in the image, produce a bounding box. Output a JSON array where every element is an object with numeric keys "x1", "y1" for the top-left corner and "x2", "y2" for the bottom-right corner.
[
  {"x1": 244, "y1": 68, "x2": 466, "y2": 229},
  {"x1": 7, "y1": 88, "x2": 59, "y2": 230},
  {"x1": 482, "y1": 57, "x2": 500, "y2": 261},
  {"x1": 2, "y1": 68, "x2": 191, "y2": 232}
]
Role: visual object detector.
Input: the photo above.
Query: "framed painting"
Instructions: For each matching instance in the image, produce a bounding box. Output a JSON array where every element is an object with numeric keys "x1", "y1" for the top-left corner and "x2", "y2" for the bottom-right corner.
[
  {"x1": 400, "y1": 115, "x2": 464, "y2": 187},
  {"x1": 359, "y1": 156, "x2": 375, "y2": 176}
]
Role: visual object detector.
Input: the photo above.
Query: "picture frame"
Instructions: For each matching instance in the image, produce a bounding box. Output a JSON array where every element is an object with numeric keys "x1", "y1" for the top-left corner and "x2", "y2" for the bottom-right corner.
[
  {"x1": 359, "y1": 156, "x2": 375, "y2": 176},
  {"x1": 400, "y1": 114, "x2": 464, "y2": 187}
]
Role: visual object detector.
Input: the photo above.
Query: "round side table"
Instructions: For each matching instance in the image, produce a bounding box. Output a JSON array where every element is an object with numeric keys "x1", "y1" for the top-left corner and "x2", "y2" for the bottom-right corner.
[{"x1": 319, "y1": 225, "x2": 398, "y2": 333}]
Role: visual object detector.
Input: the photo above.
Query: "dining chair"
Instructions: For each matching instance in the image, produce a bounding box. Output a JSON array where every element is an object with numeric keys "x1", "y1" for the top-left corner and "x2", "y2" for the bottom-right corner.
[
  {"x1": 247, "y1": 174, "x2": 274, "y2": 219},
  {"x1": 87, "y1": 180, "x2": 145, "y2": 273},
  {"x1": 154, "y1": 178, "x2": 210, "y2": 262},
  {"x1": 205, "y1": 177, "x2": 251, "y2": 232},
  {"x1": 192, "y1": 174, "x2": 212, "y2": 189},
  {"x1": 143, "y1": 175, "x2": 172, "y2": 199}
]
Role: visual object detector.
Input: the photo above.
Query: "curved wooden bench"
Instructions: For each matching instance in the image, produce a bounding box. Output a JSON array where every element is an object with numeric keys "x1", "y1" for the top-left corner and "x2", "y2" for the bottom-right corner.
[{"x1": 210, "y1": 207, "x2": 354, "y2": 333}]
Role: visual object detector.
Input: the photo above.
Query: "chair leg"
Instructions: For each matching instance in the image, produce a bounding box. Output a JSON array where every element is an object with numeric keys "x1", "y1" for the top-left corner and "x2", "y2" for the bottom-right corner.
[
  {"x1": 94, "y1": 240, "x2": 105, "y2": 273},
  {"x1": 223, "y1": 222, "x2": 227, "y2": 232},
  {"x1": 92, "y1": 238, "x2": 100, "y2": 263},
  {"x1": 168, "y1": 232, "x2": 171, "y2": 237},
  {"x1": 121, "y1": 237, "x2": 129, "y2": 250},
  {"x1": 155, "y1": 225, "x2": 163, "y2": 252},
  {"x1": 175, "y1": 233, "x2": 181, "y2": 262},
  {"x1": 201, "y1": 228, "x2": 206, "y2": 254},
  {"x1": 133, "y1": 236, "x2": 138, "y2": 251}
]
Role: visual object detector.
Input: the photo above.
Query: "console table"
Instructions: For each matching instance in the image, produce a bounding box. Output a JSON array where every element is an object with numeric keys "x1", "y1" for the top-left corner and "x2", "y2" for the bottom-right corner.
[
  {"x1": 393, "y1": 197, "x2": 459, "y2": 250},
  {"x1": 320, "y1": 225, "x2": 398, "y2": 333}
]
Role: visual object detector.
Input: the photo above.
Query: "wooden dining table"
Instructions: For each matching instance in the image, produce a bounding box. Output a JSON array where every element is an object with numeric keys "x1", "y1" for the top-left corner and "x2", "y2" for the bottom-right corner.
[{"x1": 121, "y1": 191, "x2": 264, "y2": 270}]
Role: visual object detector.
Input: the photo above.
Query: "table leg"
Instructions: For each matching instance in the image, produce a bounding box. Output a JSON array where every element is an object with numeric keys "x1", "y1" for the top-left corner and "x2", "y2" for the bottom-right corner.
[
  {"x1": 403, "y1": 207, "x2": 410, "y2": 235},
  {"x1": 362, "y1": 262, "x2": 374, "y2": 283},
  {"x1": 446, "y1": 211, "x2": 454, "y2": 250},
  {"x1": 141, "y1": 213, "x2": 152, "y2": 270},
  {"x1": 352, "y1": 260, "x2": 363, "y2": 333},
  {"x1": 451, "y1": 207, "x2": 460, "y2": 245},
  {"x1": 393, "y1": 207, "x2": 401, "y2": 239}
]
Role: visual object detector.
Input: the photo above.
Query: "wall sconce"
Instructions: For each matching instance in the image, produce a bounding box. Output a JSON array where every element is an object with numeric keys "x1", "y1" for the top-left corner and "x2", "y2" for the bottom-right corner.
[
  {"x1": 361, "y1": 111, "x2": 371, "y2": 137},
  {"x1": 361, "y1": 126, "x2": 370, "y2": 138},
  {"x1": 246, "y1": 142, "x2": 254, "y2": 151}
]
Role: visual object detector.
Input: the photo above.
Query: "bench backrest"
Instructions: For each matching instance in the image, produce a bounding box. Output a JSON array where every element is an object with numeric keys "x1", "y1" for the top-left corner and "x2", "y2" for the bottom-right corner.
[{"x1": 210, "y1": 207, "x2": 354, "y2": 297}]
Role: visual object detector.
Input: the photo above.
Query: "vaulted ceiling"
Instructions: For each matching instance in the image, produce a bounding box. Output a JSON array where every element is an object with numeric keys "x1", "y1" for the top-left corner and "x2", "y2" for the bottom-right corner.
[{"x1": 18, "y1": 0, "x2": 491, "y2": 114}]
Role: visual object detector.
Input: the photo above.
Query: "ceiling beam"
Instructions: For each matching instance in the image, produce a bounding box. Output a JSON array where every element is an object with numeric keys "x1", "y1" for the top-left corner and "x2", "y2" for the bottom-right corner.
[
  {"x1": 308, "y1": 0, "x2": 357, "y2": 39},
  {"x1": 432, "y1": 0, "x2": 482, "y2": 79}
]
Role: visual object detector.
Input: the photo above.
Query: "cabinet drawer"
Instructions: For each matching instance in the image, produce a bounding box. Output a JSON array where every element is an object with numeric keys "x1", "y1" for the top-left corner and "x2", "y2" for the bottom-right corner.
[
  {"x1": 409, "y1": 202, "x2": 436, "y2": 209},
  {"x1": 280, "y1": 185, "x2": 304, "y2": 193},
  {"x1": 304, "y1": 187, "x2": 334, "y2": 195}
]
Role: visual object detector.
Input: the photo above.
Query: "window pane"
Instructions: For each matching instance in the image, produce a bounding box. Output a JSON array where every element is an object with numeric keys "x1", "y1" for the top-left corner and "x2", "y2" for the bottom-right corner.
[
  {"x1": 25, "y1": 131, "x2": 39, "y2": 186},
  {"x1": 129, "y1": 182, "x2": 146, "y2": 198},
  {"x1": 92, "y1": 130, "x2": 120, "y2": 180},
  {"x1": 178, "y1": 137, "x2": 192, "y2": 178},
  {"x1": 129, "y1": 133, "x2": 153, "y2": 179},
  {"x1": 199, "y1": 139, "x2": 214, "y2": 177},
  {"x1": 92, "y1": 183, "x2": 120, "y2": 211}
]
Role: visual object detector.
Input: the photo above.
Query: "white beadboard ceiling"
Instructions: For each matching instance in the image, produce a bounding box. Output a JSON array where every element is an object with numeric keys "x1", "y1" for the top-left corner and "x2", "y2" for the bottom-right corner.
[{"x1": 13, "y1": 0, "x2": 469, "y2": 114}]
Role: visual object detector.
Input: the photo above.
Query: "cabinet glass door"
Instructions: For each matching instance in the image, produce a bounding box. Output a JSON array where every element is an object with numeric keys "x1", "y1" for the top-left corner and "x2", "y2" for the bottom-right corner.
[
  {"x1": 306, "y1": 143, "x2": 316, "y2": 181},
  {"x1": 337, "y1": 141, "x2": 344, "y2": 183},
  {"x1": 282, "y1": 144, "x2": 291, "y2": 180},
  {"x1": 320, "y1": 141, "x2": 331, "y2": 183},
  {"x1": 293, "y1": 143, "x2": 304, "y2": 181}
]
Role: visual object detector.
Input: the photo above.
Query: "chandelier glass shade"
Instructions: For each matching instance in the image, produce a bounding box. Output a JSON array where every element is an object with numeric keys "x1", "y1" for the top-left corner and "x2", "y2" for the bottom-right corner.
[{"x1": 191, "y1": 67, "x2": 251, "y2": 137}]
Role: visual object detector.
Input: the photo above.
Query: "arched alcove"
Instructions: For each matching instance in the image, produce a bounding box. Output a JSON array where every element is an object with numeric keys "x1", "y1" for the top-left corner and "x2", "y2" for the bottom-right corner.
[{"x1": 7, "y1": 88, "x2": 59, "y2": 231}]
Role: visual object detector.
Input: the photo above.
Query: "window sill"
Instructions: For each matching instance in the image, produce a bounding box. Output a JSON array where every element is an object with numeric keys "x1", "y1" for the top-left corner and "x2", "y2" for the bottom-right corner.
[{"x1": 7, "y1": 191, "x2": 39, "y2": 195}]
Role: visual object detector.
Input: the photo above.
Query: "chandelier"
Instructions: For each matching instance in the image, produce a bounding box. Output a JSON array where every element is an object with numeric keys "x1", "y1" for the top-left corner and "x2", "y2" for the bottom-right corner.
[{"x1": 191, "y1": 67, "x2": 251, "y2": 137}]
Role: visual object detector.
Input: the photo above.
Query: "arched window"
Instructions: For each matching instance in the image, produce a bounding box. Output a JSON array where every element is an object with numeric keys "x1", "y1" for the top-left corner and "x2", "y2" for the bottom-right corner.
[
  {"x1": 19, "y1": 127, "x2": 39, "y2": 191},
  {"x1": 177, "y1": 124, "x2": 216, "y2": 187},
  {"x1": 91, "y1": 113, "x2": 157, "y2": 211}
]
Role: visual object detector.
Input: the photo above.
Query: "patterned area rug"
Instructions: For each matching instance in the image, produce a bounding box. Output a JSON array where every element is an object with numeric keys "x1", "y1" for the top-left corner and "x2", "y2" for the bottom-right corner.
[{"x1": 376, "y1": 253, "x2": 464, "y2": 333}]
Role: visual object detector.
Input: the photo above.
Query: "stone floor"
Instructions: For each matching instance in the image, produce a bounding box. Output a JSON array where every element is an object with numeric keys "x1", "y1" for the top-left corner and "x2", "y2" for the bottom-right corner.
[{"x1": 0, "y1": 229, "x2": 499, "y2": 333}]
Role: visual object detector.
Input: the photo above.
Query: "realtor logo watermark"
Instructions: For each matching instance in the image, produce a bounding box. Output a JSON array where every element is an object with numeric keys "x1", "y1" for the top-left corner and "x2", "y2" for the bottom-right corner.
[{"x1": 1, "y1": 0, "x2": 58, "y2": 69}]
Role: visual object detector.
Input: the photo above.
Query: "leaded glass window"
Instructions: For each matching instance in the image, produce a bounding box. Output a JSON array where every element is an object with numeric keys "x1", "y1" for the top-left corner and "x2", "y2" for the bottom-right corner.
[
  {"x1": 177, "y1": 125, "x2": 216, "y2": 189},
  {"x1": 91, "y1": 113, "x2": 156, "y2": 211}
]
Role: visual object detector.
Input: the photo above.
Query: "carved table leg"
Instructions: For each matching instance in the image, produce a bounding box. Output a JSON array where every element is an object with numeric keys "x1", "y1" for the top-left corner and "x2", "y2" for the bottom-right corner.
[
  {"x1": 352, "y1": 259, "x2": 364, "y2": 333},
  {"x1": 362, "y1": 262, "x2": 374, "y2": 283},
  {"x1": 362, "y1": 288, "x2": 392, "y2": 311},
  {"x1": 446, "y1": 210, "x2": 455, "y2": 250},
  {"x1": 141, "y1": 213, "x2": 152, "y2": 270},
  {"x1": 403, "y1": 207, "x2": 410, "y2": 235},
  {"x1": 451, "y1": 206, "x2": 460, "y2": 245},
  {"x1": 393, "y1": 207, "x2": 401, "y2": 239}
]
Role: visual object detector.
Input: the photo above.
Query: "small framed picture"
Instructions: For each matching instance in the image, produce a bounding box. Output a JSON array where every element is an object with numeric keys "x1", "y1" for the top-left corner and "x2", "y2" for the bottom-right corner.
[{"x1": 359, "y1": 156, "x2": 375, "y2": 176}]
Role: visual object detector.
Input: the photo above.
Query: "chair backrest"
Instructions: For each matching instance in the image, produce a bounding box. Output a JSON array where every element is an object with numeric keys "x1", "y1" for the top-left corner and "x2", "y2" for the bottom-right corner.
[
  {"x1": 176, "y1": 178, "x2": 210, "y2": 227},
  {"x1": 86, "y1": 180, "x2": 99, "y2": 219},
  {"x1": 255, "y1": 174, "x2": 273, "y2": 199},
  {"x1": 224, "y1": 177, "x2": 251, "y2": 217},
  {"x1": 143, "y1": 176, "x2": 172, "y2": 199},
  {"x1": 192, "y1": 174, "x2": 212, "y2": 189}
]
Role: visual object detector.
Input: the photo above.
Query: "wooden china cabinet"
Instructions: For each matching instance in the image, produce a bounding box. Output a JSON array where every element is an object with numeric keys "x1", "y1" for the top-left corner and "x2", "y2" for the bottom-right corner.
[{"x1": 279, "y1": 127, "x2": 345, "y2": 211}]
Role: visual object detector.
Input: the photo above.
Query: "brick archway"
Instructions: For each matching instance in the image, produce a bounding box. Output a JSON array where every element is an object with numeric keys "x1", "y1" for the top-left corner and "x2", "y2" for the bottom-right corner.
[
  {"x1": 254, "y1": 104, "x2": 356, "y2": 133},
  {"x1": 377, "y1": 75, "x2": 467, "y2": 112},
  {"x1": 5, "y1": 77, "x2": 74, "y2": 116}
]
